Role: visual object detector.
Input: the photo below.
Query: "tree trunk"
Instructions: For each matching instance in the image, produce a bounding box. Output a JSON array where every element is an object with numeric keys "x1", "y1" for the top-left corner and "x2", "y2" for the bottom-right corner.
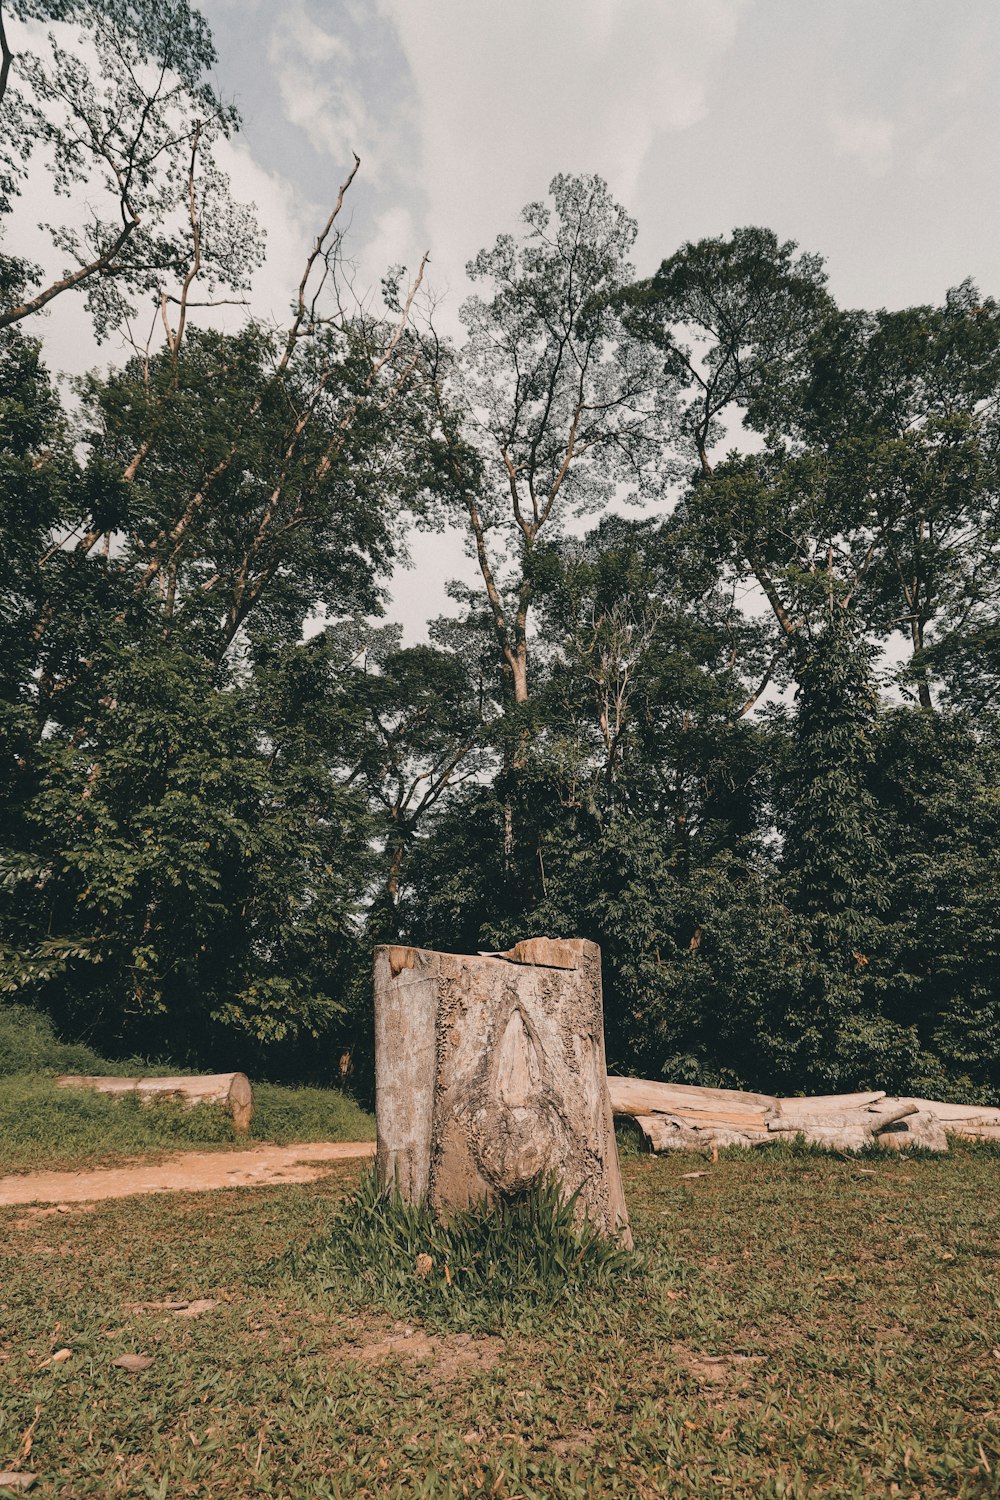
[
  {"x1": 55, "y1": 1073, "x2": 254, "y2": 1134},
  {"x1": 373, "y1": 937, "x2": 631, "y2": 1245}
]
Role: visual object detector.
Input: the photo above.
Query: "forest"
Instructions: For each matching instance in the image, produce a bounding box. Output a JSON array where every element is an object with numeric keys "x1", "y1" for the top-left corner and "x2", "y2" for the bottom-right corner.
[{"x1": 2, "y1": 0, "x2": 999, "y2": 1106}]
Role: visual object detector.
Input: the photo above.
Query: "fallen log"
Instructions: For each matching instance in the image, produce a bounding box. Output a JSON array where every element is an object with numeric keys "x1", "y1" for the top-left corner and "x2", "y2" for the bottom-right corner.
[
  {"x1": 607, "y1": 1076, "x2": 1000, "y2": 1155},
  {"x1": 631, "y1": 1114, "x2": 770, "y2": 1152},
  {"x1": 775, "y1": 1091, "x2": 886, "y2": 1116},
  {"x1": 608, "y1": 1076, "x2": 774, "y2": 1116},
  {"x1": 767, "y1": 1102, "x2": 918, "y2": 1134},
  {"x1": 948, "y1": 1122, "x2": 1000, "y2": 1141},
  {"x1": 607, "y1": 1077, "x2": 773, "y2": 1140},
  {"x1": 878, "y1": 1112, "x2": 949, "y2": 1152},
  {"x1": 902, "y1": 1097, "x2": 1000, "y2": 1121},
  {"x1": 55, "y1": 1073, "x2": 254, "y2": 1134}
]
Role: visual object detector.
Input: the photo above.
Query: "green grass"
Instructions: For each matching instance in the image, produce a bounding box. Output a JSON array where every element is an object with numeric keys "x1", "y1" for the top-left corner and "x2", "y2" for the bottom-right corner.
[
  {"x1": 1, "y1": 1146, "x2": 998, "y2": 1497},
  {"x1": 0, "y1": 1076, "x2": 374, "y2": 1175},
  {"x1": 0, "y1": 1002, "x2": 374, "y2": 1172},
  {"x1": 284, "y1": 1171, "x2": 636, "y2": 1333}
]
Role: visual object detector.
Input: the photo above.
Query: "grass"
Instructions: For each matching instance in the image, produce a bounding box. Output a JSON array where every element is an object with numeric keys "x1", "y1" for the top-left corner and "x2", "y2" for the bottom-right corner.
[
  {"x1": 0, "y1": 1076, "x2": 374, "y2": 1175},
  {"x1": 0, "y1": 1003, "x2": 374, "y2": 1173},
  {"x1": 283, "y1": 1171, "x2": 636, "y2": 1333},
  {"x1": 1, "y1": 1144, "x2": 998, "y2": 1497}
]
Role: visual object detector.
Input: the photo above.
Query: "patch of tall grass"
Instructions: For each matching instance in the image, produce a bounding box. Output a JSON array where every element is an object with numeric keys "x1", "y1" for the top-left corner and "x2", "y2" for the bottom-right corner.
[
  {"x1": 0, "y1": 1004, "x2": 374, "y2": 1172},
  {"x1": 283, "y1": 1171, "x2": 639, "y2": 1333}
]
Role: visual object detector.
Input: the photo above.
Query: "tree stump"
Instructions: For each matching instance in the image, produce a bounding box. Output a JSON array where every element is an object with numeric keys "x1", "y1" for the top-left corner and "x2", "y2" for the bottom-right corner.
[{"x1": 373, "y1": 937, "x2": 631, "y2": 1245}]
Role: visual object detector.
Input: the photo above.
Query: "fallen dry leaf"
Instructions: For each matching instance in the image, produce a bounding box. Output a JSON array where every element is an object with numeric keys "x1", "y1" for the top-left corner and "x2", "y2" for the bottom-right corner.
[
  {"x1": 112, "y1": 1353, "x2": 154, "y2": 1373},
  {"x1": 18, "y1": 1405, "x2": 41, "y2": 1463},
  {"x1": 174, "y1": 1299, "x2": 218, "y2": 1318},
  {"x1": 681, "y1": 1171, "x2": 707, "y2": 1180},
  {"x1": 414, "y1": 1254, "x2": 433, "y2": 1279},
  {"x1": 0, "y1": 1474, "x2": 37, "y2": 1492},
  {"x1": 37, "y1": 1348, "x2": 71, "y2": 1370}
]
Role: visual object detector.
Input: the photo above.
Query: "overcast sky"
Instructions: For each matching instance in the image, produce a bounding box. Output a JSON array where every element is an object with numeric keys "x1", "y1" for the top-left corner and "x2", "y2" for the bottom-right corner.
[
  {"x1": 199, "y1": 0, "x2": 1000, "y2": 313},
  {"x1": 196, "y1": 0, "x2": 1000, "y2": 635},
  {"x1": 17, "y1": 0, "x2": 1000, "y2": 636}
]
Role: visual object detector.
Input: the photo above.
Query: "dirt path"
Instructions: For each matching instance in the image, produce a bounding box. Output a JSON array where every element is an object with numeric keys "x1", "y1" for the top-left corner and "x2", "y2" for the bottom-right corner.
[{"x1": 0, "y1": 1141, "x2": 375, "y2": 1206}]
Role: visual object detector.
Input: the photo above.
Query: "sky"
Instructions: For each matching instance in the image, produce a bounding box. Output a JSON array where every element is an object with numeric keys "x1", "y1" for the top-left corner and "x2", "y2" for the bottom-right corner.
[{"x1": 13, "y1": 0, "x2": 1000, "y2": 637}]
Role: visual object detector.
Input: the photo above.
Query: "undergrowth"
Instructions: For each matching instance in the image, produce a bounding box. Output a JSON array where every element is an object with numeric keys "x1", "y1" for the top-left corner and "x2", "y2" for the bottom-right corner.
[{"x1": 282, "y1": 1170, "x2": 640, "y2": 1333}]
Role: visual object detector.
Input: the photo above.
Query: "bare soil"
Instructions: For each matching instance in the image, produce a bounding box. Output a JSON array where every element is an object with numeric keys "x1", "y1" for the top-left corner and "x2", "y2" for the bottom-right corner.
[{"x1": 0, "y1": 1140, "x2": 375, "y2": 1207}]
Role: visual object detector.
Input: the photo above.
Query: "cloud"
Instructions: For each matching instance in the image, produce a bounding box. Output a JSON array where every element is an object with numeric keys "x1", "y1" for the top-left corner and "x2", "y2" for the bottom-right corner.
[
  {"x1": 268, "y1": 4, "x2": 379, "y2": 171},
  {"x1": 210, "y1": 136, "x2": 318, "y2": 331},
  {"x1": 376, "y1": 0, "x2": 747, "y2": 294},
  {"x1": 827, "y1": 109, "x2": 896, "y2": 179}
]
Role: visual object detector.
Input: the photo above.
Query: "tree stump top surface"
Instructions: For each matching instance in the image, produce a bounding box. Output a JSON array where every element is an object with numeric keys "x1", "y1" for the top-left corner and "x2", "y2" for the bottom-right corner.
[{"x1": 382, "y1": 937, "x2": 597, "y2": 978}]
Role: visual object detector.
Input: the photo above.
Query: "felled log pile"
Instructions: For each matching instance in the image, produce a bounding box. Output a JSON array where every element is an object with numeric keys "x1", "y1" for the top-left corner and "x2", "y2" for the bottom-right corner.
[{"x1": 608, "y1": 1077, "x2": 1000, "y2": 1154}]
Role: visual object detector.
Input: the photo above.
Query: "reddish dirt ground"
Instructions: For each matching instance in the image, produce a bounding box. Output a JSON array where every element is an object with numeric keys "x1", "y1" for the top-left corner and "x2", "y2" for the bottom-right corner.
[{"x1": 0, "y1": 1140, "x2": 375, "y2": 1206}]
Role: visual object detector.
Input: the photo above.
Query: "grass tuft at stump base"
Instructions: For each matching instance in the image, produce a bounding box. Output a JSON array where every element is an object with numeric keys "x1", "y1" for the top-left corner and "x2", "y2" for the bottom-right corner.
[{"x1": 282, "y1": 1169, "x2": 639, "y2": 1333}]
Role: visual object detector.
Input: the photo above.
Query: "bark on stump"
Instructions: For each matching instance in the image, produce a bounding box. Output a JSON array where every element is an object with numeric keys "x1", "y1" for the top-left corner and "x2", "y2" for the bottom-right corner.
[{"x1": 373, "y1": 937, "x2": 631, "y2": 1246}]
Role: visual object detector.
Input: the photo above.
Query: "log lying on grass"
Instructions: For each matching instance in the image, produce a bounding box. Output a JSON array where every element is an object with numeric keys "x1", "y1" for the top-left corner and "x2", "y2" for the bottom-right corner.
[
  {"x1": 764, "y1": 1099, "x2": 920, "y2": 1153},
  {"x1": 607, "y1": 1078, "x2": 774, "y2": 1151},
  {"x1": 54, "y1": 1073, "x2": 254, "y2": 1134},
  {"x1": 608, "y1": 1076, "x2": 999, "y2": 1154},
  {"x1": 901, "y1": 1098, "x2": 1000, "y2": 1138}
]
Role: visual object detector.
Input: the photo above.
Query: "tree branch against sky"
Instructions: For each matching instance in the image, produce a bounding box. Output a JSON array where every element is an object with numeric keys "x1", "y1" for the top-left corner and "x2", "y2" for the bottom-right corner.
[
  {"x1": 436, "y1": 173, "x2": 679, "y2": 707},
  {"x1": 0, "y1": 0, "x2": 252, "y2": 337}
]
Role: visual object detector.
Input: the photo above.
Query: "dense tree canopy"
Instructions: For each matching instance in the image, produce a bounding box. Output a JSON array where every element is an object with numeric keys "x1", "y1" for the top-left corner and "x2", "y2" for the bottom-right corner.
[{"x1": 1, "y1": 0, "x2": 998, "y2": 1103}]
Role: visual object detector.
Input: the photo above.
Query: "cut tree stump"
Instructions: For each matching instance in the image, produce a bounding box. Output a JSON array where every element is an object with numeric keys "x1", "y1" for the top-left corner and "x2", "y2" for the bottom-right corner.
[
  {"x1": 54, "y1": 1073, "x2": 254, "y2": 1134},
  {"x1": 373, "y1": 938, "x2": 632, "y2": 1245}
]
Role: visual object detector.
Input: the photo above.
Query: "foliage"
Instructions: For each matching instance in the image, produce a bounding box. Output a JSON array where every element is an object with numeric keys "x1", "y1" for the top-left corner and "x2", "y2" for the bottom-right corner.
[
  {"x1": 1, "y1": 0, "x2": 256, "y2": 335},
  {"x1": 0, "y1": 641, "x2": 370, "y2": 1059},
  {"x1": 0, "y1": 1001, "x2": 107, "y2": 1075},
  {"x1": 2, "y1": 19, "x2": 1000, "y2": 1098},
  {"x1": 873, "y1": 710, "x2": 1000, "y2": 1100}
]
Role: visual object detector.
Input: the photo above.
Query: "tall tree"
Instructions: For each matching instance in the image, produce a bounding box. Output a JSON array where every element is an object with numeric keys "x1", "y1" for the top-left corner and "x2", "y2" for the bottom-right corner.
[
  {"x1": 433, "y1": 173, "x2": 677, "y2": 709},
  {"x1": 797, "y1": 285, "x2": 1000, "y2": 710},
  {"x1": 342, "y1": 629, "x2": 485, "y2": 937}
]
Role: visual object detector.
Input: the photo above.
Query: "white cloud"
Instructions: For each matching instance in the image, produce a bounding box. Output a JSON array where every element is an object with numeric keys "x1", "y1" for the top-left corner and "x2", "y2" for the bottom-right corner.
[
  {"x1": 268, "y1": 2, "x2": 385, "y2": 175},
  {"x1": 377, "y1": 0, "x2": 747, "y2": 292},
  {"x1": 211, "y1": 136, "x2": 317, "y2": 332},
  {"x1": 827, "y1": 109, "x2": 896, "y2": 179}
]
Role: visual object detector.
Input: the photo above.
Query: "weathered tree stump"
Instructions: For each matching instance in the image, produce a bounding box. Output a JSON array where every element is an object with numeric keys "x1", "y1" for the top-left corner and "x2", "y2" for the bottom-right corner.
[{"x1": 373, "y1": 937, "x2": 631, "y2": 1245}]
